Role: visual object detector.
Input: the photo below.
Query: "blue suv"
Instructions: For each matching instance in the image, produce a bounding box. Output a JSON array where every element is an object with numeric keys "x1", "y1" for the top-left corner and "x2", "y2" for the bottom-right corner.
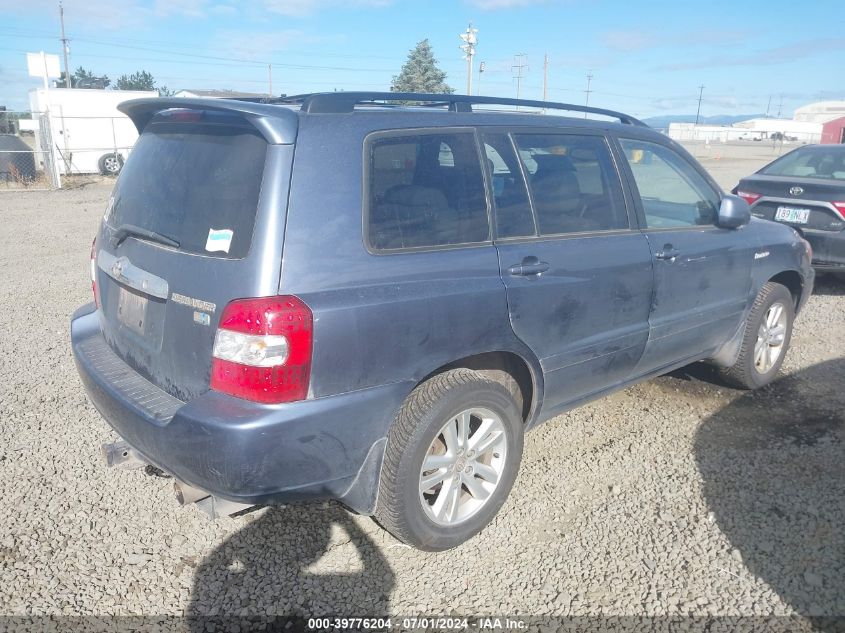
[{"x1": 71, "y1": 93, "x2": 814, "y2": 550}]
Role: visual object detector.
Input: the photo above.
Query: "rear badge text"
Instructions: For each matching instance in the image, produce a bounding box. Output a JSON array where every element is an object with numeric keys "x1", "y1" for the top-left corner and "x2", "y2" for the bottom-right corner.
[{"x1": 171, "y1": 292, "x2": 216, "y2": 314}]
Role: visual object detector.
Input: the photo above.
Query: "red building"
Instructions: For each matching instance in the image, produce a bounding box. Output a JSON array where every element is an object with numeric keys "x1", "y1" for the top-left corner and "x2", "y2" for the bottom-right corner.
[{"x1": 820, "y1": 116, "x2": 845, "y2": 144}]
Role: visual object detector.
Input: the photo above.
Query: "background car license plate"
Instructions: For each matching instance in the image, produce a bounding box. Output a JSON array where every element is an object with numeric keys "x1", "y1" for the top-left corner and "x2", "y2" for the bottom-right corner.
[
  {"x1": 117, "y1": 286, "x2": 148, "y2": 334},
  {"x1": 775, "y1": 206, "x2": 810, "y2": 224}
]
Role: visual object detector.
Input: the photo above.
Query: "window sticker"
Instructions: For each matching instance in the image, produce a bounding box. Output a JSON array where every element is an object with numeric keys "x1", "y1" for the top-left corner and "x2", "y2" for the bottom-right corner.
[{"x1": 205, "y1": 228, "x2": 234, "y2": 253}]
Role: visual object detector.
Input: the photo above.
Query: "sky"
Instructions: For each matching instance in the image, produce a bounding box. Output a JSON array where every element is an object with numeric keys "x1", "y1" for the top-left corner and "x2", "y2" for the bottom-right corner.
[{"x1": 1, "y1": 0, "x2": 844, "y2": 118}]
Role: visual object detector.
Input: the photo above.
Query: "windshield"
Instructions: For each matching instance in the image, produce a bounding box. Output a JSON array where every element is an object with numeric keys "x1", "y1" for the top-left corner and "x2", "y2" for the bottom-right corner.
[
  {"x1": 108, "y1": 118, "x2": 267, "y2": 259},
  {"x1": 761, "y1": 148, "x2": 845, "y2": 181}
]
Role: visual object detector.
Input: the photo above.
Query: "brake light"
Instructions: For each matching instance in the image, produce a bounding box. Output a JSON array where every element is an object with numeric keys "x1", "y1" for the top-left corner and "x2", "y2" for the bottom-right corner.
[
  {"x1": 736, "y1": 190, "x2": 762, "y2": 206},
  {"x1": 164, "y1": 109, "x2": 203, "y2": 122},
  {"x1": 90, "y1": 237, "x2": 99, "y2": 309},
  {"x1": 832, "y1": 202, "x2": 845, "y2": 221},
  {"x1": 210, "y1": 295, "x2": 313, "y2": 403}
]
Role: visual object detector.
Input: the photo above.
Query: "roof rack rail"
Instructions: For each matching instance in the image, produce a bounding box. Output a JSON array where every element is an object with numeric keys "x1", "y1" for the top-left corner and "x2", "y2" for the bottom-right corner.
[{"x1": 274, "y1": 92, "x2": 647, "y2": 126}]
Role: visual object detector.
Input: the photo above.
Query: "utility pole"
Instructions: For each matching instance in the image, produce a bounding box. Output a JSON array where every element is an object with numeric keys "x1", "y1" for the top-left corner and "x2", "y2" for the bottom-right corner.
[
  {"x1": 765, "y1": 95, "x2": 772, "y2": 118},
  {"x1": 512, "y1": 54, "x2": 528, "y2": 107},
  {"x1": 543, "y1": 53, "x2": 549, "y2": 103},
  {"x1": 59, "y1": 1, "x2": 70, "y2": 88},
  {"x1": 694, "y1": 84, "x2": 704, "y2": 125},
  {"x1": 268, "y1": 64, "x2": 273, "y2": 96},
  {"x1": 459, "y1": 23, "x2": 478, "y2": 96},
  {"x1": 477, "y1": 61, "x2": 486, "y2": 96},
  {"x1": 776, "y1": 94, "x2": 783, "y2": 118},
  {"x1": 584, "y1": 70, "x2": 594, "y2": 116}
]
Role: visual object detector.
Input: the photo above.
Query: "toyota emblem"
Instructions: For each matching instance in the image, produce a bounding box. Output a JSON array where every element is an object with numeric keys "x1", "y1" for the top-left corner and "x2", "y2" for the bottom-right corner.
[{"x1": 789, "y1": 186, "x2": 804, "y2": 196}]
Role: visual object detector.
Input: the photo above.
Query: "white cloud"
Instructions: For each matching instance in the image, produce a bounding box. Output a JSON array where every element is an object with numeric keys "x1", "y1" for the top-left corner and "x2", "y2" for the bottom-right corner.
[
  {"x1": 600, "y1": 29, "x2": 653, "y2": 52},
  {"x1": 464, "y1": 0, "x2": 550, "y2": 9},
  {"x1": 0, "y1": 0, "x2": 215, "y2": 30},
  {"x1": 260, "y1": 0, "x2": 392, "y2": 17},
  {"x1": 153, "y1": 0, "x2": 210, "y2": 18},
  {"x1": 656, "y1": 37, "x2": 844, "y2": 71},
  {"x1": 216, "y1": 29, "x2": 329, "y2": 60}
]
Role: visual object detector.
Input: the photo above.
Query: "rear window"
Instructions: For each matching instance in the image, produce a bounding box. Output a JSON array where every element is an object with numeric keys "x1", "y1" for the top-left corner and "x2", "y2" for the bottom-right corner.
[
  {"x1": 108, "y1": 116, "x2": 267, "y2": 259},
  {"x1": 761, "y1": 148, "x2": 845, "y2": 181},
  {"x1": 367, "y1": 131, "x2": 489, "y2": 251}
]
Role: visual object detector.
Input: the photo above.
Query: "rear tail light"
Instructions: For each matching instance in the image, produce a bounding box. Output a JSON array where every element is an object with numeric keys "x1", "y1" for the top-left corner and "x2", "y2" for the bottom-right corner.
[
  {"x1": 90, "y1": 237, "x2": 99, "y2": 309},
  {"x1": 211, "y1": 295, "x2": 313, "y2": 403},
  {"x1": 736, "y1": 190, "x2": 762, "y2": 206},
  {"x1": 832, "y1": 202, "x2": 845, "y2": 221}
]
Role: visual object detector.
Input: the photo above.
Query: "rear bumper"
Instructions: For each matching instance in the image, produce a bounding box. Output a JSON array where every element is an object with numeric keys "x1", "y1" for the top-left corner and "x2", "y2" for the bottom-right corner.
[
  {"x1": 804, "y1": 229, "x2": 845, "y2": 271},
  {"x1": 71, "y1": 304, "x2": 411, "y2": 513}
]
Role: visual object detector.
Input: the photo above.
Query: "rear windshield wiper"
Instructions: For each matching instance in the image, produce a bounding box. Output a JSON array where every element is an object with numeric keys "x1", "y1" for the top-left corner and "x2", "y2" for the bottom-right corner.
[{"x1": 110, "y1": 224, "x2": 180, "y2": 249}]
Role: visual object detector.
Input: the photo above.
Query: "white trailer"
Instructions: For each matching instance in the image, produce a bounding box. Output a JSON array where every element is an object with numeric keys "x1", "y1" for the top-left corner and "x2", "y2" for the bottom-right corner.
[{"x1": 28, "y1": 88, "x2": 157, "y2": 176}]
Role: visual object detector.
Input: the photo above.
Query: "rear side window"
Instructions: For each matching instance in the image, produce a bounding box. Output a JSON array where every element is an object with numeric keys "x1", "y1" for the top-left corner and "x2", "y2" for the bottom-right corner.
[
  {"x1": 367, "y1": 131, "x2": 489, "y2": 251},
  {"x1": 514, "y1": 134, "x2": 628, "y2": 235},
  {"x1": 482, "y1": 134, "x2": 535, "y2": 238},
  {"x1": 108, "y1": 118, "x2": 267, "y2": 259}
]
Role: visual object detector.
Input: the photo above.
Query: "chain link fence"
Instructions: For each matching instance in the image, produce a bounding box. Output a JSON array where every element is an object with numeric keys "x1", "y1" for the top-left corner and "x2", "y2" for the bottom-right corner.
[
  {"x1": 1, "y1": 111, "x2": 139, "y2": 191},
  {"x1": 0, "y1": 112, "x2": 59, "y2": 190}
]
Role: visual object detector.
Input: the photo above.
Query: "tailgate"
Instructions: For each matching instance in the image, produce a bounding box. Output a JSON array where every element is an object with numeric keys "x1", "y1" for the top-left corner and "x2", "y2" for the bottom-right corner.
[{"x1": 93, "y1": 102, "x2": 296, "y2": 401}]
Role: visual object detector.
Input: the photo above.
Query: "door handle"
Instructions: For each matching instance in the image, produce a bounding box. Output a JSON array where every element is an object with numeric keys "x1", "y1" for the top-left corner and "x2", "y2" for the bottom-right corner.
[
  {"x1": 655, "y1": 245, "x2": 680, "y2": 262},
  {"x1": 507, "y1": 257, "x2": 550, "y2": 276}
]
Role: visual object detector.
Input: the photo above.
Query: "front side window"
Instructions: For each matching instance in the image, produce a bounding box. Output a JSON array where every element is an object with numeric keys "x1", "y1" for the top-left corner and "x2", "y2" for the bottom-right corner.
[
  {"x1": 514, "y1": 134, "x2": 628, "y2": 236},
  {"x1": 619, "y1": 138, "x2": 720, "y2": 229},
  {"x1": 367, "y1": 132, "x2": 489, "y2": 251}
]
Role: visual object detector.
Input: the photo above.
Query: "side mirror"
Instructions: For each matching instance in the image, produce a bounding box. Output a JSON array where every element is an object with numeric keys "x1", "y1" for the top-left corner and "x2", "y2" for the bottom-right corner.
[{"x1": 717, "y1": 194, "x2": 751, "y2": 229}]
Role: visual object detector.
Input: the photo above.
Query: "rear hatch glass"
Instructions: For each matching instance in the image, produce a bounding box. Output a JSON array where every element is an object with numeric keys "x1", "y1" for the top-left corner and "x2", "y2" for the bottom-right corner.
[
  {"x1": 108, "y1": 111, "x2": 266, "y2": 258},
  {"x1": 96, "y1": 110, "x2": 272, "y2": 401}
]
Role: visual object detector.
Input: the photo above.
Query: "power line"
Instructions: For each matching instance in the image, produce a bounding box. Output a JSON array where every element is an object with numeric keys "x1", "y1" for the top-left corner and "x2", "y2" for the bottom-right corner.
[
  {"x1": 543, "y1": 53, "x2": 549, "y2": 104},
  {"x1": 584, "y1": 71, "x2": 593, "y2": 116},
  {"x1": 512, "y1": 54, "x2": 528, "y2": 105},
  {"x1": 694, "y1": 84, "x2": 704, "y2": 125}
]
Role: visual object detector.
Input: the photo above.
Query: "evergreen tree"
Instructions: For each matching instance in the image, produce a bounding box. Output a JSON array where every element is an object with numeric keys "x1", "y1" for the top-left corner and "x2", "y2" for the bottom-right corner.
[
  {"x1": 391, "y1": 39, "x2": 453, "y2": 94},
  {"x1": 115, "y1": 70, "x2": 156, "y2": 91},
  {"x1": 57, "y1": 66, "x2": 109, "y2": 89}
]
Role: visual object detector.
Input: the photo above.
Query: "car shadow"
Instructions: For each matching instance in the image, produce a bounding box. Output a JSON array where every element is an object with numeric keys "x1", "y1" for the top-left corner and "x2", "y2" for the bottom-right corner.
[
  {"x1": 186, "y1": 501, "x2": 395, "y2": 629},
  {"x1": 693, "y1": 358, "x2": 845, "y2": 618},
  {"x1": 665, "y1": 361, "x2": 726, "y2": 385},
  {"x1": 813, "y1": 274, "x2": 845, "y2": 297}
]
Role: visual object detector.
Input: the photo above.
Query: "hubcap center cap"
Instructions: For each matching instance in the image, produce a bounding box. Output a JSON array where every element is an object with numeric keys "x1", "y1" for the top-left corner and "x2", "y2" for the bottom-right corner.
[{"x1": 454, "y1": 456, "x2": 468, "y2": 471}]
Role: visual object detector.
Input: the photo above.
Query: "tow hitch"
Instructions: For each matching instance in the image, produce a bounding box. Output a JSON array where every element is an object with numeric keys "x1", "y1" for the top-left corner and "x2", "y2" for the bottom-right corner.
[
  {"x1": 101, "y1": 439, "x2": 255, "y2": 519},
  {"x1": 101, "y1": 439, "x2": 146, "y2": 470}
]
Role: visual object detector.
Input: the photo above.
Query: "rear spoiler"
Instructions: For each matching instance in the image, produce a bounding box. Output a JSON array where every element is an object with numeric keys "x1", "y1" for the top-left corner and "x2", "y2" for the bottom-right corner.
[{"x1": 117, "y1": 98, "x2": 299, "y2": 145}]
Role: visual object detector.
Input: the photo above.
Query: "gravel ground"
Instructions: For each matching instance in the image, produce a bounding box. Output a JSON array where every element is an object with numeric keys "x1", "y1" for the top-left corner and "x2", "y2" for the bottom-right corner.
[{"x1": 0, "y1": 152, "x2": 843, "y2": 629}]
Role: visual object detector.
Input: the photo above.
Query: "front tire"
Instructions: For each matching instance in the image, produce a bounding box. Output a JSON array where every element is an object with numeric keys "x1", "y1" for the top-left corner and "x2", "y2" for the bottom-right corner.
[
  {"x1": 721, "y1": 282, "x2": 794, "y2": 389},
  {"x1": 375, "y1": 369, "x2": 524, "y2": 551}
]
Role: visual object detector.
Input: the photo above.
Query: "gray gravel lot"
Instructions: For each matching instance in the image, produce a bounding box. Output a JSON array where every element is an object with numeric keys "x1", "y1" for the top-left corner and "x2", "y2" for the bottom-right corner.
[{"x1": 0, "y1": 144, "x2": 843, "y2": 627}]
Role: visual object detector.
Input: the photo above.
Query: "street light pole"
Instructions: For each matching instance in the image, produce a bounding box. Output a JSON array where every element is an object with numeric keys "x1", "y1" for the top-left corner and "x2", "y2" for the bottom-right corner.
[
  {"x1": 59, "y1": 1, "x2": 71, "y2": 88},
  {"x1": 459, "y1": 23, "x2": 478, "y2": 96}
]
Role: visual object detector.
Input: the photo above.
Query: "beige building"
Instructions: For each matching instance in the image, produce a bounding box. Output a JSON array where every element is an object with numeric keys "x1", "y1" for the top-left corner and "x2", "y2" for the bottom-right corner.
[{"x1": 793, "y1": 101, "x2": 845, "y2": 124}]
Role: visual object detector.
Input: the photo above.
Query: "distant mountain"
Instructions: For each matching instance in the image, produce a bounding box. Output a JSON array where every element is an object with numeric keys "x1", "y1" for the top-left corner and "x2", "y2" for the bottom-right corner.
[{"x1": 642, "y1": 114, "x2": 765, "y2": 130}]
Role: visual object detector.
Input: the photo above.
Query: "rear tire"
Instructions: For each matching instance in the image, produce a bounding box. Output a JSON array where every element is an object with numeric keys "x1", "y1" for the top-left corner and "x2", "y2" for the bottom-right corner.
[
  {"x1": 375, "y1": 369, "x2": 523, "y2": 551},
  {"x1": 721, "y1": 282, "x2": 794, "y2": 390},
  {"x1": 98, "y1": 153, "x2": 123, "y2": 175}
]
